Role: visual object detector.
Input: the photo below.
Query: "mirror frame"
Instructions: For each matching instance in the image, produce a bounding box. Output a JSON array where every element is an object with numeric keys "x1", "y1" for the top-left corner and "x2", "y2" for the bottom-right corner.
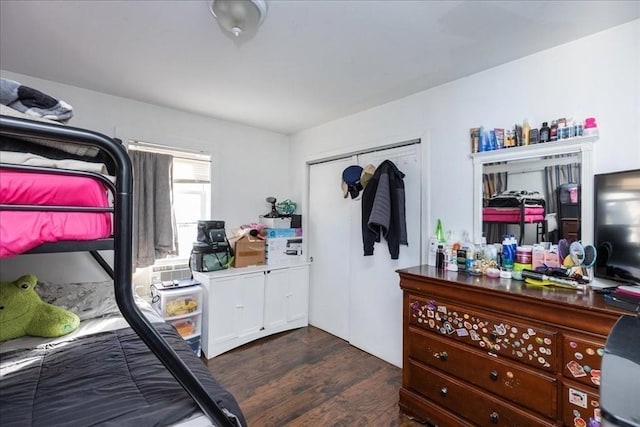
[{"x1": 471, "y1": 135, "x2": 598, "y2": 245}]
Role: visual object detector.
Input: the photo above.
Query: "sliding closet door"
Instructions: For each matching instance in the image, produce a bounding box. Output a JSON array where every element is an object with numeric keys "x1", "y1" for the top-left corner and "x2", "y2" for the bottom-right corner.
[
  {"x1": 308, "y1": 157, "x2": 355, "y2": 340},
  {"x1": 348, "y1": 145, "x2": 421, "y2": 367}
]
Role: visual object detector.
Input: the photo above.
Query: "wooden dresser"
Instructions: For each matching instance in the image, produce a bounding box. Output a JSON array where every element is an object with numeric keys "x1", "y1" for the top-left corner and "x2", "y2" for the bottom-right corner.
[{"x1": 397, "y1": 266, "x2": 634, "y2": 427}]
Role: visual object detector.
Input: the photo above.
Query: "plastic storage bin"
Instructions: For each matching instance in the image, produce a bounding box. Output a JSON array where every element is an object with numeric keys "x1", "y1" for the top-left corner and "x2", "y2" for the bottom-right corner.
[
  {"x1": 168, "y1": 313, "x2": 201, "y2": 339},
  {"x1": 151, "y1": 285, "x2": 202, "y2": 319}
]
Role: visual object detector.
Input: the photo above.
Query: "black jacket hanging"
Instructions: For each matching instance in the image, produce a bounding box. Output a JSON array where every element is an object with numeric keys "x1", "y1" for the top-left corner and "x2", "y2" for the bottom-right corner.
[{"x1": 361, "y1": 159, "x2": 408, "y2": 259}]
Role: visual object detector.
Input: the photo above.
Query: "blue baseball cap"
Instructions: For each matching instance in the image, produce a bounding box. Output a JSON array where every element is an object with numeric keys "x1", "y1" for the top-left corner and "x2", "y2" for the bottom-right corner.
[{"x1": 341, "y1": 165, "x2": 363, "y2": 199}]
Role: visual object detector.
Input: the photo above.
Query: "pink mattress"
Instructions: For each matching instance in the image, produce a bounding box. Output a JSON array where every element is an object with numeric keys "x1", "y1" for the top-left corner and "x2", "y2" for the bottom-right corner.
[
  {"x1": 483, "y1": 206, "x2": 545, "y2": 224},
  {"x1": 0, "y1": 169, "x2": 112, "y2": 257}
]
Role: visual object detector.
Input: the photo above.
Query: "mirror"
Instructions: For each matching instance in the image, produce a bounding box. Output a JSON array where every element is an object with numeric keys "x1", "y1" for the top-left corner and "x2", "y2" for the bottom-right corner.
[{"x1": 471, "y1": 136, "x2": 597, "y2": 246}]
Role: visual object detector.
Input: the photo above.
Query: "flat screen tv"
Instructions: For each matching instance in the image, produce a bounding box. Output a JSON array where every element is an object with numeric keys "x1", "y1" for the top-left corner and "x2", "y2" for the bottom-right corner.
[{"x1": 593, "y1": 168, "x2": 640, "y2": 284}]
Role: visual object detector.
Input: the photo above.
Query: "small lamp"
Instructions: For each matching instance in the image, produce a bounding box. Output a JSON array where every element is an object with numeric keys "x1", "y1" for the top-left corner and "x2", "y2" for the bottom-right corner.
[{"x1": 209, "y1": 0, "x2": 268, "y2": 38}]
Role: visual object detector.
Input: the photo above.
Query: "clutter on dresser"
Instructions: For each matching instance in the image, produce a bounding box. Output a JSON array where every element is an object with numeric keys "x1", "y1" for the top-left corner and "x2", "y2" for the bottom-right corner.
[{"x1": 470, "y1": 116, "x2": 597, "y2": 153}]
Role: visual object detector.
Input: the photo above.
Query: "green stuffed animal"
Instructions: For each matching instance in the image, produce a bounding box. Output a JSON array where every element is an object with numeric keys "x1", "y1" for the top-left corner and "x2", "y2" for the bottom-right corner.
[{"x1": 0, "y1": 274, "x2": 80, "y2": 342}]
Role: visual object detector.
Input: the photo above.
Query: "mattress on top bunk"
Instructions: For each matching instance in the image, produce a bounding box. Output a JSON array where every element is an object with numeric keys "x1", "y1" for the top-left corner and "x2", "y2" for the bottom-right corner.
[
  {"x1": 483, "y1": 206, "x2": 545, "y2": 223},
  {"x1": 0, "y1": 294, "x2": 245, "y2": 427},
  {"x1": 0, "y1": 168, "x2": 112, "y2": 258}
]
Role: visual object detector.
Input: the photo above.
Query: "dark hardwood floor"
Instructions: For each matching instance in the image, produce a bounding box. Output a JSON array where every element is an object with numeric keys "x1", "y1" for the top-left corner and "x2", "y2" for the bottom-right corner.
[{"x1": 204, "y1": 326, "x2": 424, "y2": 427}]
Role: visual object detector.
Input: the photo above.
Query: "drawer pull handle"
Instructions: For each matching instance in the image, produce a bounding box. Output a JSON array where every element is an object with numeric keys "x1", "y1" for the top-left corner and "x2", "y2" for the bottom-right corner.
[
  {"x1": 490, "y1": 412, "x2": 499, "y2": 423},
  {"x1": 489, "y1": 370, "x2": 499, "y2": 381},
  {"x1": 436, "y1": 351, "x2": 448, "y2": 361},
  {"x1": 440, "y1": 387, "x2": 448, "y2": 397}
]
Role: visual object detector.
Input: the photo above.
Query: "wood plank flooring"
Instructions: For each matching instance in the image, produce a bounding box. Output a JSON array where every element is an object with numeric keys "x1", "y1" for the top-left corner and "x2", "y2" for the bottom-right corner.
[{"x1": 204, "y1": 326, "x2": 424, "y2": 427}]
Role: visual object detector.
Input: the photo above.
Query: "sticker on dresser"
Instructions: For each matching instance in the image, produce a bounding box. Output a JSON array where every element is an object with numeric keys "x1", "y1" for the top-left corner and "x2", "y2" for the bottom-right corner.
[{"x1": 410, "y1": 298, "x2": 557, "y2": 372}]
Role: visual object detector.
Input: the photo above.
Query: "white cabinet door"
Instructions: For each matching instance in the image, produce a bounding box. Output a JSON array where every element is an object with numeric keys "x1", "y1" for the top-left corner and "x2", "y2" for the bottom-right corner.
[
  {"x1": 286, "y1": 264, "x2": 309, "y2": 324},
  {"x1": 264, "y1": 265, "x2": 310, "y2": 331},
  {"x1": 236, "y1": 271, "x2": 266, "y2": 339},
  {"x1": 208, "y1": 276, "x2": 239, "y2": 347},
  {"x1": 264, "y1": 268, "x2": 288, "y2": 329}
]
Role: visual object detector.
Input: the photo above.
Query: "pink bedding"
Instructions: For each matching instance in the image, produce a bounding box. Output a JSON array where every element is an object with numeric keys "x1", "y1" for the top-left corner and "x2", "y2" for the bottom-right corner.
[
  {"x1": 483, "y1": 206, "x2": 545, "y2": 224},
  {"x1": 0, "y1": 169, "x2": 112, "y2": 257}
]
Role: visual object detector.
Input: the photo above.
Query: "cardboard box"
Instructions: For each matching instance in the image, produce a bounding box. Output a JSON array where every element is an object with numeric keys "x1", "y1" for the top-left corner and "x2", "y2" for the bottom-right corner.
[
  {"x1": 259, "y1": 216, "x2": 291, "y2": 229},
  {"x1": 265, "y1": 228, "x2": 304, "y2": 265},
  {"x1": 232, "y1": 235, "x2": 266, "y2": 268}
]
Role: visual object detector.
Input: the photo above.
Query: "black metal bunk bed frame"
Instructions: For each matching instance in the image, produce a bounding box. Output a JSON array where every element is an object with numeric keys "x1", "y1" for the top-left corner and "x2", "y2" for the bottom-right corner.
[
  {"x1": 0, "y1": 116, "x2": 234, "y2": 427},
  {"x1": 483, "y1": 198, "x2": 547, "y2": 245}
]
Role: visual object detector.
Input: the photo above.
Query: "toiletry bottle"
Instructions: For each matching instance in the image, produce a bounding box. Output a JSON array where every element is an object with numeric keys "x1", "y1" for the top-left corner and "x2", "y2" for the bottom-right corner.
[
  {"x1": 539, "y1": 122, "x2": 550, "y2": 143},
  {"x1": 522, "y1": 119, "x2": 530, "y2": 145},
  {"x1": 549, "y1": 120, "x2": 558, "y2": 141},
  {"x1": 436, "y1": 245, "x2": 445, "y2": 270},
  {"x1": 435, "y1": 219, "x2": 445, "y2": 243}
]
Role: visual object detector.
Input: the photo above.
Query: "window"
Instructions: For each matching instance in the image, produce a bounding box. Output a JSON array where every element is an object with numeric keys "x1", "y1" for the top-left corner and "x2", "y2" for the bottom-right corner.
[
  {"x1": 172, "y1": 156, "x2": 211, "y2": 258},
  {"x1": 128, "y1": 141, "x2": 211, "y2": 261}
]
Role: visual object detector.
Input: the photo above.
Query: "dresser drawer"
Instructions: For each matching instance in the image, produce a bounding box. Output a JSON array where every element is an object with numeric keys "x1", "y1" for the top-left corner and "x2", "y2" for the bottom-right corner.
[
  {"x1": 562, "y1": 335, "x2": 605, "y2": 388},
  {"x1": 409, "y1": 327, "x2": 557, "y2": 418},
  {"x1": 561, "y1": 381, "x2": 601, "y2": 427},
  {"x1": 409, "y1": 297, "x2": 558, "y2": 372},
  {"x1": 407, "y1": 360, "x2": 555, "y2": 427}
]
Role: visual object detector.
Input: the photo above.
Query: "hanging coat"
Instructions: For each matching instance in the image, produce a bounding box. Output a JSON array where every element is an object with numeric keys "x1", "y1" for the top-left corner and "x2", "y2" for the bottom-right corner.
[{"x1": 361, "y1": 160, "x2": 408, "y2": 259}]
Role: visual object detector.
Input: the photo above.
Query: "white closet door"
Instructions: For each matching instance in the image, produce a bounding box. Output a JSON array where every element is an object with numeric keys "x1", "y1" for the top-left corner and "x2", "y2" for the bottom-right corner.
[
  {"x1": 348, "y1": 145, "x2": 421, "y2": 367},
  {"x1": 308, "y1": 157, "x2": 355, "y2": 340}
]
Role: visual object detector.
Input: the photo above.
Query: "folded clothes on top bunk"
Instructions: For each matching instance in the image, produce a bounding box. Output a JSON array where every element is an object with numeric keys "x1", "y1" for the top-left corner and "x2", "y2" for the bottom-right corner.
[
  {"x1": 486, "y1": 190, "x2": 545, "y2": 208},
  {"x1": 0, "y1": 78, "x2": 73, "y2": 123},
  {"x1": 0, "y1": 132, "x2": 112, "y2": 172},
  {"x1": 0, "y1": 150, "x2": 110, "y2": 176}
]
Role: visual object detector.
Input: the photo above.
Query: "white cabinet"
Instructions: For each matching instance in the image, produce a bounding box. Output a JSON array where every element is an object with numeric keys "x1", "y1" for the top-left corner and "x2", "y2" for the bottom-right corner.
[{"x1": 194, "y1": 263, "x2": 309, "y2": 358}]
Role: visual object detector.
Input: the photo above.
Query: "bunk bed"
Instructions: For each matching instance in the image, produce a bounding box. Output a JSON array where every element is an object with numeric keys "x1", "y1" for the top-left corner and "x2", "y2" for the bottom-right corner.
[
  {"x1": 0, "y1": 115, "x2": 244, "y2": 426},
  {"x1": 482, "y1": 190, "x2": 547, "y2": 245}
]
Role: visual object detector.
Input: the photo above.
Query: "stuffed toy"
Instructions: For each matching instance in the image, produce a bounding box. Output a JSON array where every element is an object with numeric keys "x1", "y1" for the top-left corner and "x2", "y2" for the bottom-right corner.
[{"x1": 0, "y1": 274, "x2": 80, "y2": 342}]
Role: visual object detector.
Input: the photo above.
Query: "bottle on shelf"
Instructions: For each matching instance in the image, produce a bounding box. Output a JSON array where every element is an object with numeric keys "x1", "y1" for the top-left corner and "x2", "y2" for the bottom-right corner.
[
  {"x1": 549, "y1": 120, "x2": 558, "y2": 141},
  {"x1": 539, "y1": 122, "x2": 550, "y2": 143},
  {"x1": 435, "y1": 219, "x2": 445, "y2": 243},
  {"x1": 522, "y1": 119, "x2": 530, "y2": 146}
]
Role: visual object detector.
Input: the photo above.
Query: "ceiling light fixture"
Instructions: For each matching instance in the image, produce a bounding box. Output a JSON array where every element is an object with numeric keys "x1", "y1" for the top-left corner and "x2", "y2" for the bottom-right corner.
[{"x1": 209, "y1": 0, "x2": 268, "y2": 38}]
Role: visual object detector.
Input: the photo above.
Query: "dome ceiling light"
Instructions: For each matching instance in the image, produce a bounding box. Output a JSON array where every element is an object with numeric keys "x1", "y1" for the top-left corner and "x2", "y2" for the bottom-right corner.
[{"x1": 209, "y1": 0, "x2": 268, "y2": 38}]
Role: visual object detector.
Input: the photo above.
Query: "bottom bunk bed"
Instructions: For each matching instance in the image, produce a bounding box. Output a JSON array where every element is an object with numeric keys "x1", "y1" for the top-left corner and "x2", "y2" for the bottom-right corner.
[{"x1": 0, "y1": 280, "x2": 246, "y2": 427}]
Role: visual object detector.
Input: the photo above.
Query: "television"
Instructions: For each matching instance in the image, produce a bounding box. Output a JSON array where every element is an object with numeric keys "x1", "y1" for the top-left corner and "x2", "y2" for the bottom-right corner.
[{"x1": 593, "y1": 168, "x2": 640, "y2": 284}]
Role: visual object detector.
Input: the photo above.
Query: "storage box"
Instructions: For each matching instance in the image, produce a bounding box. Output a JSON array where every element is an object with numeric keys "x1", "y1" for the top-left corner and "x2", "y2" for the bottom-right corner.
[
  {"x1": 266, "y1": 228, "x2": 304, "y2": 265},
  {"x1": 232, "y1": 235, "x2": 266, "y2": 268},
  {"x1": 168, "y1": 313, "x2": 201, "y2": 339},
  {"x1": 259, "y1": 216, "x2": 291, "y2": 229},
  {"x1": 150, "y1": 285, "x2": 202, "y2": 319}
]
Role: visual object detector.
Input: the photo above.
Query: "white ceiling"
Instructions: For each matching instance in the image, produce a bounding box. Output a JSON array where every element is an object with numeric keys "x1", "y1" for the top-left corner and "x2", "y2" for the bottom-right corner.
[{"x1": 1, "y1": 1, "x2": 638, "y2": 135}]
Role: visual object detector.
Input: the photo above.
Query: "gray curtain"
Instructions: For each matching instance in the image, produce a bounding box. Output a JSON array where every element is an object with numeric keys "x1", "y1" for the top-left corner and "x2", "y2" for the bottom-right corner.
[
  {"x1": 482, "y1": 168, "x2": 508, "y2": 243},
  {"x1": 130, "y1": 150, "x2": 178, "y2": 269},
  {"x1": 544, "y1": 156, "x2": 581, "y2": 214}
]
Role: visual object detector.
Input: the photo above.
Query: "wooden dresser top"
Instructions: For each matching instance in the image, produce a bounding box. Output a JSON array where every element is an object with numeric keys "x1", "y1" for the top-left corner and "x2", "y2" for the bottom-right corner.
[{"x1": 397, "y1": 265, "x2": 635, "y2": 335}]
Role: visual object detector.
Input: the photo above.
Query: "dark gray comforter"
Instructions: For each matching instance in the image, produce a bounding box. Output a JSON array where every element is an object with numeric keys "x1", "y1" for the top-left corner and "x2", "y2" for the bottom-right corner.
[{"x1": 0, "y1": 323, "x2": 245, "y2": 427}]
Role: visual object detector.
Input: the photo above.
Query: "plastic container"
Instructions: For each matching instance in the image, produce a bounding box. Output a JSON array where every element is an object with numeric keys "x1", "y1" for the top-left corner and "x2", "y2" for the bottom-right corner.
[
  {"x1": 516, "y1": 246, "x2": 533, "y2": 264},
  {"x1": 168, "y1": 314, "x2": 201, "y2": 339},
  {"x1": 151, "y1": 285, "x2": 202, "y2": 319},
  {"x1": 583, "y1": 117, "x2": 598, "y2": 137}
]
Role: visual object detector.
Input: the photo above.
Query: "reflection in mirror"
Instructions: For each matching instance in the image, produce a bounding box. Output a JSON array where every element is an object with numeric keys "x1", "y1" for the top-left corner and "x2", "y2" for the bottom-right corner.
[{"x1": 481, "y1": 153, "x2": 581, "y2": 246}]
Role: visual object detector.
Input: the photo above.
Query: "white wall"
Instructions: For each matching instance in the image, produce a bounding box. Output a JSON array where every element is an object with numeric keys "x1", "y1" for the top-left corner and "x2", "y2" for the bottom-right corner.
[
  {"x1": 0, "y1": 71, "x2": 291, "y2": 282},
  {"x1": 291, "y1": 20, "x2": 640, "y2": 245}
]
